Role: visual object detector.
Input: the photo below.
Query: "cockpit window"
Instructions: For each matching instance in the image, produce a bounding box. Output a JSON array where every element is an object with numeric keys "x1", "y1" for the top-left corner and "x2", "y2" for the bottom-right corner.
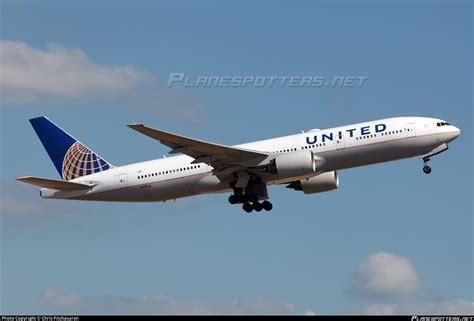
[{"x1": 437, "y1": 122, "x2": 450, "y2": 127}]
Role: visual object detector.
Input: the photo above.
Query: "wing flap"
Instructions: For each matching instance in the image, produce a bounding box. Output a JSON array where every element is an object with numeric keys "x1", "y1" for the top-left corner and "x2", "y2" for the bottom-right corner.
[{"x1": 16, "y1": 176, "x2": 95, "y2": 190}]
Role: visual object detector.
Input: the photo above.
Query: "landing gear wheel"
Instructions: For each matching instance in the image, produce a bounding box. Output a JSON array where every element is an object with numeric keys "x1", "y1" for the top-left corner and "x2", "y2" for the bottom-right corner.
[
  {"x1": 253, "y1": 202, "x2": 263, "y2": 212},
  {"x1": 243, "y1": 202, "x2": 253, "y2": 213},
  {"x1": 262, "y1": 201, "x2": 273, "y2": 211},
  {"x1": 228, "y1": 195, "x2": 238, "y2": 204},
  {"x1": 423, "y1": 165, "x2": 432, "y2": 174}
]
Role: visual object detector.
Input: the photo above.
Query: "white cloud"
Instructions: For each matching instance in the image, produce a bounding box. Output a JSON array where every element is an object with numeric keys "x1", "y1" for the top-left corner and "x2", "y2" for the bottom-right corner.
[
  {"x1": 353, "y1": 252, "x2": 421, "y2": 298},
  {"x1": 0, "y1": 41, "x2": 155, "y2": 104},
  {"x1": 41, "y1": 289, "x2": 81, "y2": 309},
  {"x1": 363, "y1": 303, "x2": 398, "y2": 315},
  {"x1": 363, "y1": 300, "x2": 474, "y2": 315},
  {"x1": 40, "y1": 289, "x2": 305, "y2": 315},
  {"x1": 413, "y1": 300, "x2": 474, "y2": 315}
]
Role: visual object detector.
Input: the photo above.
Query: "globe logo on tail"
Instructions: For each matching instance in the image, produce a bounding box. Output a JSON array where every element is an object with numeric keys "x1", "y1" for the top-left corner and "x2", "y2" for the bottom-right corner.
[{"x1": 62, "y1": 142, "x2": 112, "y2": 180}]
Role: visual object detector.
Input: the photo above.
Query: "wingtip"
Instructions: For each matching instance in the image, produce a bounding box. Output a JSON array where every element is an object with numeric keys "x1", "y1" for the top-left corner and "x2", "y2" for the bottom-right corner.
[
  {"x1": 127, "y1": 123, "x2": 144, "y2": 128},
  {"x1": 16, "y1": 176, "x2": 34, "y2": 183}
]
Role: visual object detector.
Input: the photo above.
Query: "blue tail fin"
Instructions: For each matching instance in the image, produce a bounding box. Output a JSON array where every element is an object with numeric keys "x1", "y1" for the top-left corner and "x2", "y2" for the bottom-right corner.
[{"x1": 29, "y1": 116, "x2": 113, "y2": 181}]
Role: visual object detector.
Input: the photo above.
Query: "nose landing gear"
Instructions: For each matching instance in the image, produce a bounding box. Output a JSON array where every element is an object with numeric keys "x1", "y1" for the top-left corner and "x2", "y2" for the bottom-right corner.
[
  {"x1": 420, "y1": 143, "x2": 449, "y2": 175},
  {"x1": 422, "y1": 157, "x2": 432, "y2": 174}
]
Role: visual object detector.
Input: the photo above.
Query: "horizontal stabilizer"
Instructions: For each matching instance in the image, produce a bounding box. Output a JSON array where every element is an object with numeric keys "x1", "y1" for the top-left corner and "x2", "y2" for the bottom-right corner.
[{"x1": 16, "y1": 176, "x2": 95, "y2": 190}]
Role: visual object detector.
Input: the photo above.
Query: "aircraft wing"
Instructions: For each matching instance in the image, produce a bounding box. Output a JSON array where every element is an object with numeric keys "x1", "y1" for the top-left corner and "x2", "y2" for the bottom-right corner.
[
  {"x1": 17, "y1": 176, "x2": 95, "y2": 190},
  {"x1": 127, "y1": 124, "x2": 269, "y2": 168}
]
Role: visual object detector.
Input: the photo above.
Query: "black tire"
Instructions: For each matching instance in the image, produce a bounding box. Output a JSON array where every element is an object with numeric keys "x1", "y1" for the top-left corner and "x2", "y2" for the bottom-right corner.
[
  {"x1": 253, "y1": 202, "x2": 263, "y2": 212},
  {"x1": 228, "y1": 195, "x2": 238, "y2": 204},
  {"x1": 243, "y1": 202, "x2": 253, "y2": 213},
  {"x1": 262, "y1": 201, "x2": 273, "y2": 211},
  {"x1": 423, "y1": 165, "x2": 432, "y2": 174}
]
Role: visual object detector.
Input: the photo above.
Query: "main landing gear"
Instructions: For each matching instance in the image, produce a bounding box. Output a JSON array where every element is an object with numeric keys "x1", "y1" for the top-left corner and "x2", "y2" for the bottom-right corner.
[
  {"x1": 228, "y1": 193, "x2": 273, "y2": 213},
  {"x1": 242, "y1": 199, "x2": 273, "y2": 213},
  {"x1": 421, "y1": 143, "x2": 449, "y2": 175},
  {"x1": 228, "y1": 178, "x2": 273, "y2": 213}
]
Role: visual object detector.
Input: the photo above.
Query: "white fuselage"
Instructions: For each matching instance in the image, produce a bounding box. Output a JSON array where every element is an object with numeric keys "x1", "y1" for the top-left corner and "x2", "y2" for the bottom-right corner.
[{"x1": 39, "y1": 117, "x2": 460, "y2": 202}]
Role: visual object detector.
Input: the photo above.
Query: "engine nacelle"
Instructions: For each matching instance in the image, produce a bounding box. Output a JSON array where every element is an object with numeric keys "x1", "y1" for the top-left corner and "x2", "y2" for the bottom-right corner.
[
  {"x1": 269, "y1": 150, "x2": 316, "y2": 179},
  {"x1": 287, "y1": 171, "x2": 339, "y2": 194}
]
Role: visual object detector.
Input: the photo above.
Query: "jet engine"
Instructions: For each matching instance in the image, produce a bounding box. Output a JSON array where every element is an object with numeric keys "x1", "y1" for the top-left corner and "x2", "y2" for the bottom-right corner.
[
  {"x1": 287, "y1": 171, "x2": 339, "y2": 194},
  {"x1": 268, "y1": 150, "x2": 318, "y2": 179}
]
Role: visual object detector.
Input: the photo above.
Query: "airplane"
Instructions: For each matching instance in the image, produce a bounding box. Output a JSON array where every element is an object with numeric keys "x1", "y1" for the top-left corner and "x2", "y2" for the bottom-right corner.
[{"x1": 17, "y1": 116, "x2": 460, "y2": 213}]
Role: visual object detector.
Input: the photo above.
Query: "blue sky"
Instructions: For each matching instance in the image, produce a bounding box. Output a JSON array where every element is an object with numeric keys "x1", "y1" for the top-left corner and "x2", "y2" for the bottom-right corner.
[{"x1": 1, "y1": 0, "x2": 472, "y2": 315}]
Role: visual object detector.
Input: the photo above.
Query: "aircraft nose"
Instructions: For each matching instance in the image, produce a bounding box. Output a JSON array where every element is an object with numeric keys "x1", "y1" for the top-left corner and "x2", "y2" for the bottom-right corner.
[
  {"x1": 449, "y1": 125, "x2": 461, "y2": 141},
  {"x1": 453, "y1": 126, "x2": 461, "y2": 137}
]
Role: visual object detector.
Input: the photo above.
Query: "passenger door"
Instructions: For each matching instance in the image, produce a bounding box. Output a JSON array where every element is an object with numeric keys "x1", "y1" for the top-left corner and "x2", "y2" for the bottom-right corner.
[{"x1": 118, "y1": 173, "x2": 128, "y2": 188}]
